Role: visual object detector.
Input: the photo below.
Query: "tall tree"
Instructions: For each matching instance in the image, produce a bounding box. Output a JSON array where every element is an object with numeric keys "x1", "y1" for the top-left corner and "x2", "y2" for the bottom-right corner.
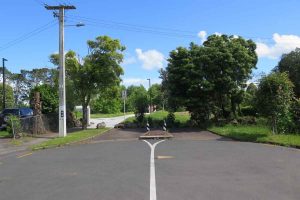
[
  {"x1": 148, "y1": 84, "x2": 163, "y2": 110},
  {"x1": 90, "y1": 85, "x2": 122, "y2": 114},
  {"x1": 165, "y1": 34, "x2": 257, "y2": 123},
  {"x1": 51, "y1": 36, "x2": 125, "y2": 129},
  {"x1": 275, "y1": 48, "x2": 300, "y2": 97},
  {"x1": 256, "y1": 72, "x2": 294, "y2": 134},
  {"x1": 0, "y1": 84, "x2": 14, "y2": 109}
]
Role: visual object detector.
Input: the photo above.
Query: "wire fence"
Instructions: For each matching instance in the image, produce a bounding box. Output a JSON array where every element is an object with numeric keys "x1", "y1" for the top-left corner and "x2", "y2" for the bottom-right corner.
[{"x1": 10, "y1": 114, "x2": 59, "y2": 138}]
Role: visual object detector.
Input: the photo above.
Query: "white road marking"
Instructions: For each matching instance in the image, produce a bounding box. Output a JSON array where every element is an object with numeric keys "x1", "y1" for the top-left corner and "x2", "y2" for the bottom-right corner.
[{"x1": 143, "y1": 140, "x2": 165, "y2": 200}]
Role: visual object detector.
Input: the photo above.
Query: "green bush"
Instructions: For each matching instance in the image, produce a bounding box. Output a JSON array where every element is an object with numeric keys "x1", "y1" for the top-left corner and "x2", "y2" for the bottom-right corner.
[
  {"x1": 31, "y1": 84, "x2": 59, "y2": 114},
  {"x1": 6, "y1": 115, "x2": 22, "y2": 138},
  {"x1": 166, "y1": 112, "x2": 175, "y2": 128}
]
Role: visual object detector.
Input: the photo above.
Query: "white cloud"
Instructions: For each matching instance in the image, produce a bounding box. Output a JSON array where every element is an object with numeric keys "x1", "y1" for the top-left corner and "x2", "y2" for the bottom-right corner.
[
  {"x1": 122, "y1": 56, "x2": 136, "y2": 66},
  {"x1": 256, "y1": 33, "x2": 300, "y2": 59},
  {"x1": 214, "y1": 32, "x2": 222, "y2": 36},
  {"x1": 135, "y1": 49, "x2": 165, "y2": 70},
  {"x1": 198, "y1": 30, "x2": 207, "y2": 43}
]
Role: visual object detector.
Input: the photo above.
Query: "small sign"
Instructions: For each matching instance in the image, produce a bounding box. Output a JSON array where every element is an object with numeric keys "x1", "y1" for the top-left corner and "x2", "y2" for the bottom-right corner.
[{"x1": 61, "y1": 110, "x2": 64, "y2": 118}]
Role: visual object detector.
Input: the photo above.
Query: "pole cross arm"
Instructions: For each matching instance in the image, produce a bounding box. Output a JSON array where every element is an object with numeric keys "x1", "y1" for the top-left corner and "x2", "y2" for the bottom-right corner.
[{"x1": 45, "y1": 5, "x2": 76, "y2": 10}]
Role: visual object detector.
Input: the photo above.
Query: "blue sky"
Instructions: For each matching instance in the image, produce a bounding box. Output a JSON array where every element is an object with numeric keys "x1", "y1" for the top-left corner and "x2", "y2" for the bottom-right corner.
[{"x1": 1, "y1": 0, "x2": 300, "y2": 88}]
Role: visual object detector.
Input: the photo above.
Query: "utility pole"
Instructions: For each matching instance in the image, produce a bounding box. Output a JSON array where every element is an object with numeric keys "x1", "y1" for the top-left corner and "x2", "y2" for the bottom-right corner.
[
  {"x1": 147, "y1": 78, "x2": 151, "y2": 114},
  {"x1": 45, "y1": 4, "x2": 76, "y2": 137},
  {"x1": 2, "y1": 58, "x2": 7, "y2": 110}
]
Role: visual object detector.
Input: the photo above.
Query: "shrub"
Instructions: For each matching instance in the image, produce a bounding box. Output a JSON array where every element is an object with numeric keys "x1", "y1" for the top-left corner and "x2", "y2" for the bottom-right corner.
[
  {"x1": 6, "y1": 115, "x2": 22, "y2": 138},
  {"x1": 166, "y1": 112, "x2": 175, "y2": 128}
]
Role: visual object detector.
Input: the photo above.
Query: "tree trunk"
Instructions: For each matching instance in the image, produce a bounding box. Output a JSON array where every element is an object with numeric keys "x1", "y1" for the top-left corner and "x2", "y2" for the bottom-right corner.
[
  {"x1": 82, "y1": 104, "x2": 88, "y2": 129},
  {"x1": 219, "y1": 95, "x2": 225, "y2": 119}
]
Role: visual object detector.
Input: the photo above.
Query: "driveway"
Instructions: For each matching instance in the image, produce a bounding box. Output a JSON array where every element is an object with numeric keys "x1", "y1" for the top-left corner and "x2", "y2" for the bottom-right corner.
[
  {"x1": 0, "y1": 129, "x2": 299, "y2": 200},
  {"x1": 88, "y1": 114, "x2": 134, "y2": 128}
]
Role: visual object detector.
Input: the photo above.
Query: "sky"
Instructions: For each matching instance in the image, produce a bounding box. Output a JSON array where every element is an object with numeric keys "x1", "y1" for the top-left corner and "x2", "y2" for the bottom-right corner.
[{"x1": 1, "y1": 0, "x2": 300, "y2": 88}]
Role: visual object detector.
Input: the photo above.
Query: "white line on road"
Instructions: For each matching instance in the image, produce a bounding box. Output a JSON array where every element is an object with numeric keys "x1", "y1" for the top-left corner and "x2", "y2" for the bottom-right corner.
[{"x1": 143, "y1": 140, "x2": 165, "y2": 200}]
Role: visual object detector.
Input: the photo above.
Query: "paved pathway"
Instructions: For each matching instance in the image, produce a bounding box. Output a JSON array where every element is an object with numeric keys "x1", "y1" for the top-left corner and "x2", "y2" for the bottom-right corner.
[
  {"x1": 88, "y1": 114, "x2": 134, "y2": 128},
  {"x1": 0, "y1": 133, "x2": 57, "y2": 158}
]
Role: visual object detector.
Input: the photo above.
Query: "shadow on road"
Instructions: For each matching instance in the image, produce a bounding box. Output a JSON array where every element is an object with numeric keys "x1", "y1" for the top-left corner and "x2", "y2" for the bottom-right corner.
[{"x1": 91, "y1": 128, "x2": 227, "y2": 142}]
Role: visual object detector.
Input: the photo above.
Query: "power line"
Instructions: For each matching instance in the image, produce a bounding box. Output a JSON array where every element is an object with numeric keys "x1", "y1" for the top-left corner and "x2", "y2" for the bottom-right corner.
[
  {"x1": 66, "y1": 16, "x2": 198, "y2": 39},
  {"x1": 67, "y1": 15, "x2": 273, "y2": 41},
  {"x1": 0, "y1": 20, "x2": 57, "y2": 52},
  {"x1": 68, "y1": 15, "x2": 196, "y2": 34}
]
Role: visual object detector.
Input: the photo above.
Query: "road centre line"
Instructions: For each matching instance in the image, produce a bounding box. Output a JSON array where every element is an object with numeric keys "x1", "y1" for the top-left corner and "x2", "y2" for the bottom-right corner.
[
  {"x1": 17, "y1": 152, "x2": 33, "y2": 158},
  {"x1": 143, "y1": 140, "x2": 165, "y2": 200}
]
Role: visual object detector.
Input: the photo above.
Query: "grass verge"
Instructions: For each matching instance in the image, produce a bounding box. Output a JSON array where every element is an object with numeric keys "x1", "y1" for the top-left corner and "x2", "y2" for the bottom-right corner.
[
  {"x1": 124, "y1": 111, "x2": 190, "y2": 127},
  {"x1": 208, "y1": 124, "x2": 300, "y2": 148},
  {"x1": 30, "y1": 128, "x2": 110, "y2": 151},
  {"x1": 0, "y1": 131, "x2": 11, "y2": 138}
]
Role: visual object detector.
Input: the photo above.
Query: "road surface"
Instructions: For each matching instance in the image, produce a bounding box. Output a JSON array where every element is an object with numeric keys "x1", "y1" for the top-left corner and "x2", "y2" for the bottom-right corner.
[{"x1": 0, "y1": 129, "x2": 299, "y2": 200}]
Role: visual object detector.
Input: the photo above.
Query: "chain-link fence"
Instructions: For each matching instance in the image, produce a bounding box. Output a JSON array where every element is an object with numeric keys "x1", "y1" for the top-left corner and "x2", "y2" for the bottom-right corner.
[
  {"x1": 9, "y1": 112, "x2": 81, "y2": 138},
  {"x1": 9, "y1": 114, "x2": 58, "y2": 138}
]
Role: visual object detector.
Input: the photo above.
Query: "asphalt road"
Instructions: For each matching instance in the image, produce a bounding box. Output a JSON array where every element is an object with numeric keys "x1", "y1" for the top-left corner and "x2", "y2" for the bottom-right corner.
[{"x1": 0, "y1": 129, "x2": 299, "y2": 200}]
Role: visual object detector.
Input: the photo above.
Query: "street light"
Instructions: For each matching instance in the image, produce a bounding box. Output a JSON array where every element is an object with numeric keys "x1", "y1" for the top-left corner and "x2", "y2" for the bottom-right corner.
[
  {"x1": 65, "y1": 22, "x2": 85, "y2": 27},
  {"x1": 147, "y1": 78, "x2": 151, "y2": 114},
  {"x1": 2, "y1": 58, "x2": 7, "y2": 110}
]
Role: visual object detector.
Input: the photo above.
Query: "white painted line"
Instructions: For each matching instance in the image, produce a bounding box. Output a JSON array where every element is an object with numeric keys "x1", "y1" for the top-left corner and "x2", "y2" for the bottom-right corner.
[{"x1": 143, "y1": 140, "x2": 165, "y2": 200}]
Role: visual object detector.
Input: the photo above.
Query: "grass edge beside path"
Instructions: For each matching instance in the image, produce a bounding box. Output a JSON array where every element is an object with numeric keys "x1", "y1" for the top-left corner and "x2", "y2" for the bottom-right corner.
[
  {"x1": 30, "y1": 128, "x2": 110, "y2": 151},
  {"x1": 0, "y1": 131, "x2": 11, "y2": 138},
  {"x1": 208, "y1": 125, "x2": 300, "y2": 149}
]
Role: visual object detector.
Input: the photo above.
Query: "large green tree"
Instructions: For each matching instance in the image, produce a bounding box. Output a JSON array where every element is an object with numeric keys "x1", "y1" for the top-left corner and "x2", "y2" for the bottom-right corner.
[
  {"x1": 51, "y1": 36, "x2": 125, "y2": 129},
  {"x1": 256, "y1": 72, "x2": 294, "y2": 134},
  {"x1": 275, "y1": 48, "x2": 300, "y2": 97},
  {"x1": 90, "y1": 85, "x2": 122, "y2": 114},
  {"x1": 129, "y1": 85, "x2": 148, "y2": 123},
  {"x1": 165, "y1": 34, "x2": 257, "y2": 123},
  {"x1": 148, "y1": 84, "x2": 163, "y2": 110},
  {"x1": 126, "y1": 85, "x2": 149, "y2": 113}
]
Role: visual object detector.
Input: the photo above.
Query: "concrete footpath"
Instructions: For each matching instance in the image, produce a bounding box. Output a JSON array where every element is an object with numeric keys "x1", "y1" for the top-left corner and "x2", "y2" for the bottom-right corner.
[
  {"x1": 88, "y1": 114, "x2": 134, "y2": 128},
  {"x1": 0, "y1": 133, "x2": 57, "y2": 158}
]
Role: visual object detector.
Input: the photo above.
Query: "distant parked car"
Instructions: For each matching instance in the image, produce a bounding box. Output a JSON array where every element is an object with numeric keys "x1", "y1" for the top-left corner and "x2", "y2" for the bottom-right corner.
[{"x1": 0, "y1": 108, "x2": 33, "y2": 127}]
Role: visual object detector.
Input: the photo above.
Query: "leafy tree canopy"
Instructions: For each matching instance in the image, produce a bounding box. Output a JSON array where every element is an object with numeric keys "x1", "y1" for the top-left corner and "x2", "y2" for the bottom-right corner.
[
  {"x1": 165, "y1": 34, "x2": 257, "y2": 123},
  {"x1": 50, "y1": 35, "x2": 125, "y2": 129},
  {"x1": 256, "y1": 72, "x2": 294, "y2": 133},
  {"x1": 275, "y1": 48, "x2": 300, "y2": 97}
]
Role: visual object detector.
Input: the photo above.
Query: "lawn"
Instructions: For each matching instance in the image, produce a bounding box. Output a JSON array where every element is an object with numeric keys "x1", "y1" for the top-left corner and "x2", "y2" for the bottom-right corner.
[
  {"x1": 208, "y1": 124, "x2": 300, "y2": 148},
  {"x1": 0, "y1": 131, "x2": 11, "y2": 138},
  {"x1": 124, "y1": 111, "x2": 190, "y2": 127},
  {"x1": 31, "y1": 128, "x2": 110, "y2": 150}
]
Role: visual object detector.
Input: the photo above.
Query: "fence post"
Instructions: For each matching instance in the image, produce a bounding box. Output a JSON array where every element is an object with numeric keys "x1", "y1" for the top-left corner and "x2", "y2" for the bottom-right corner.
[{"x1": 11, "y1": 118, "x2": 15, "y2": 139}]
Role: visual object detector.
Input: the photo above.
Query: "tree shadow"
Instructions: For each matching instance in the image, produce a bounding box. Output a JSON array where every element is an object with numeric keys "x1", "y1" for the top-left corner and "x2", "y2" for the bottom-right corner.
[{"x1": 225, "y1": 131, "x2": 267, "y2": 142}]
